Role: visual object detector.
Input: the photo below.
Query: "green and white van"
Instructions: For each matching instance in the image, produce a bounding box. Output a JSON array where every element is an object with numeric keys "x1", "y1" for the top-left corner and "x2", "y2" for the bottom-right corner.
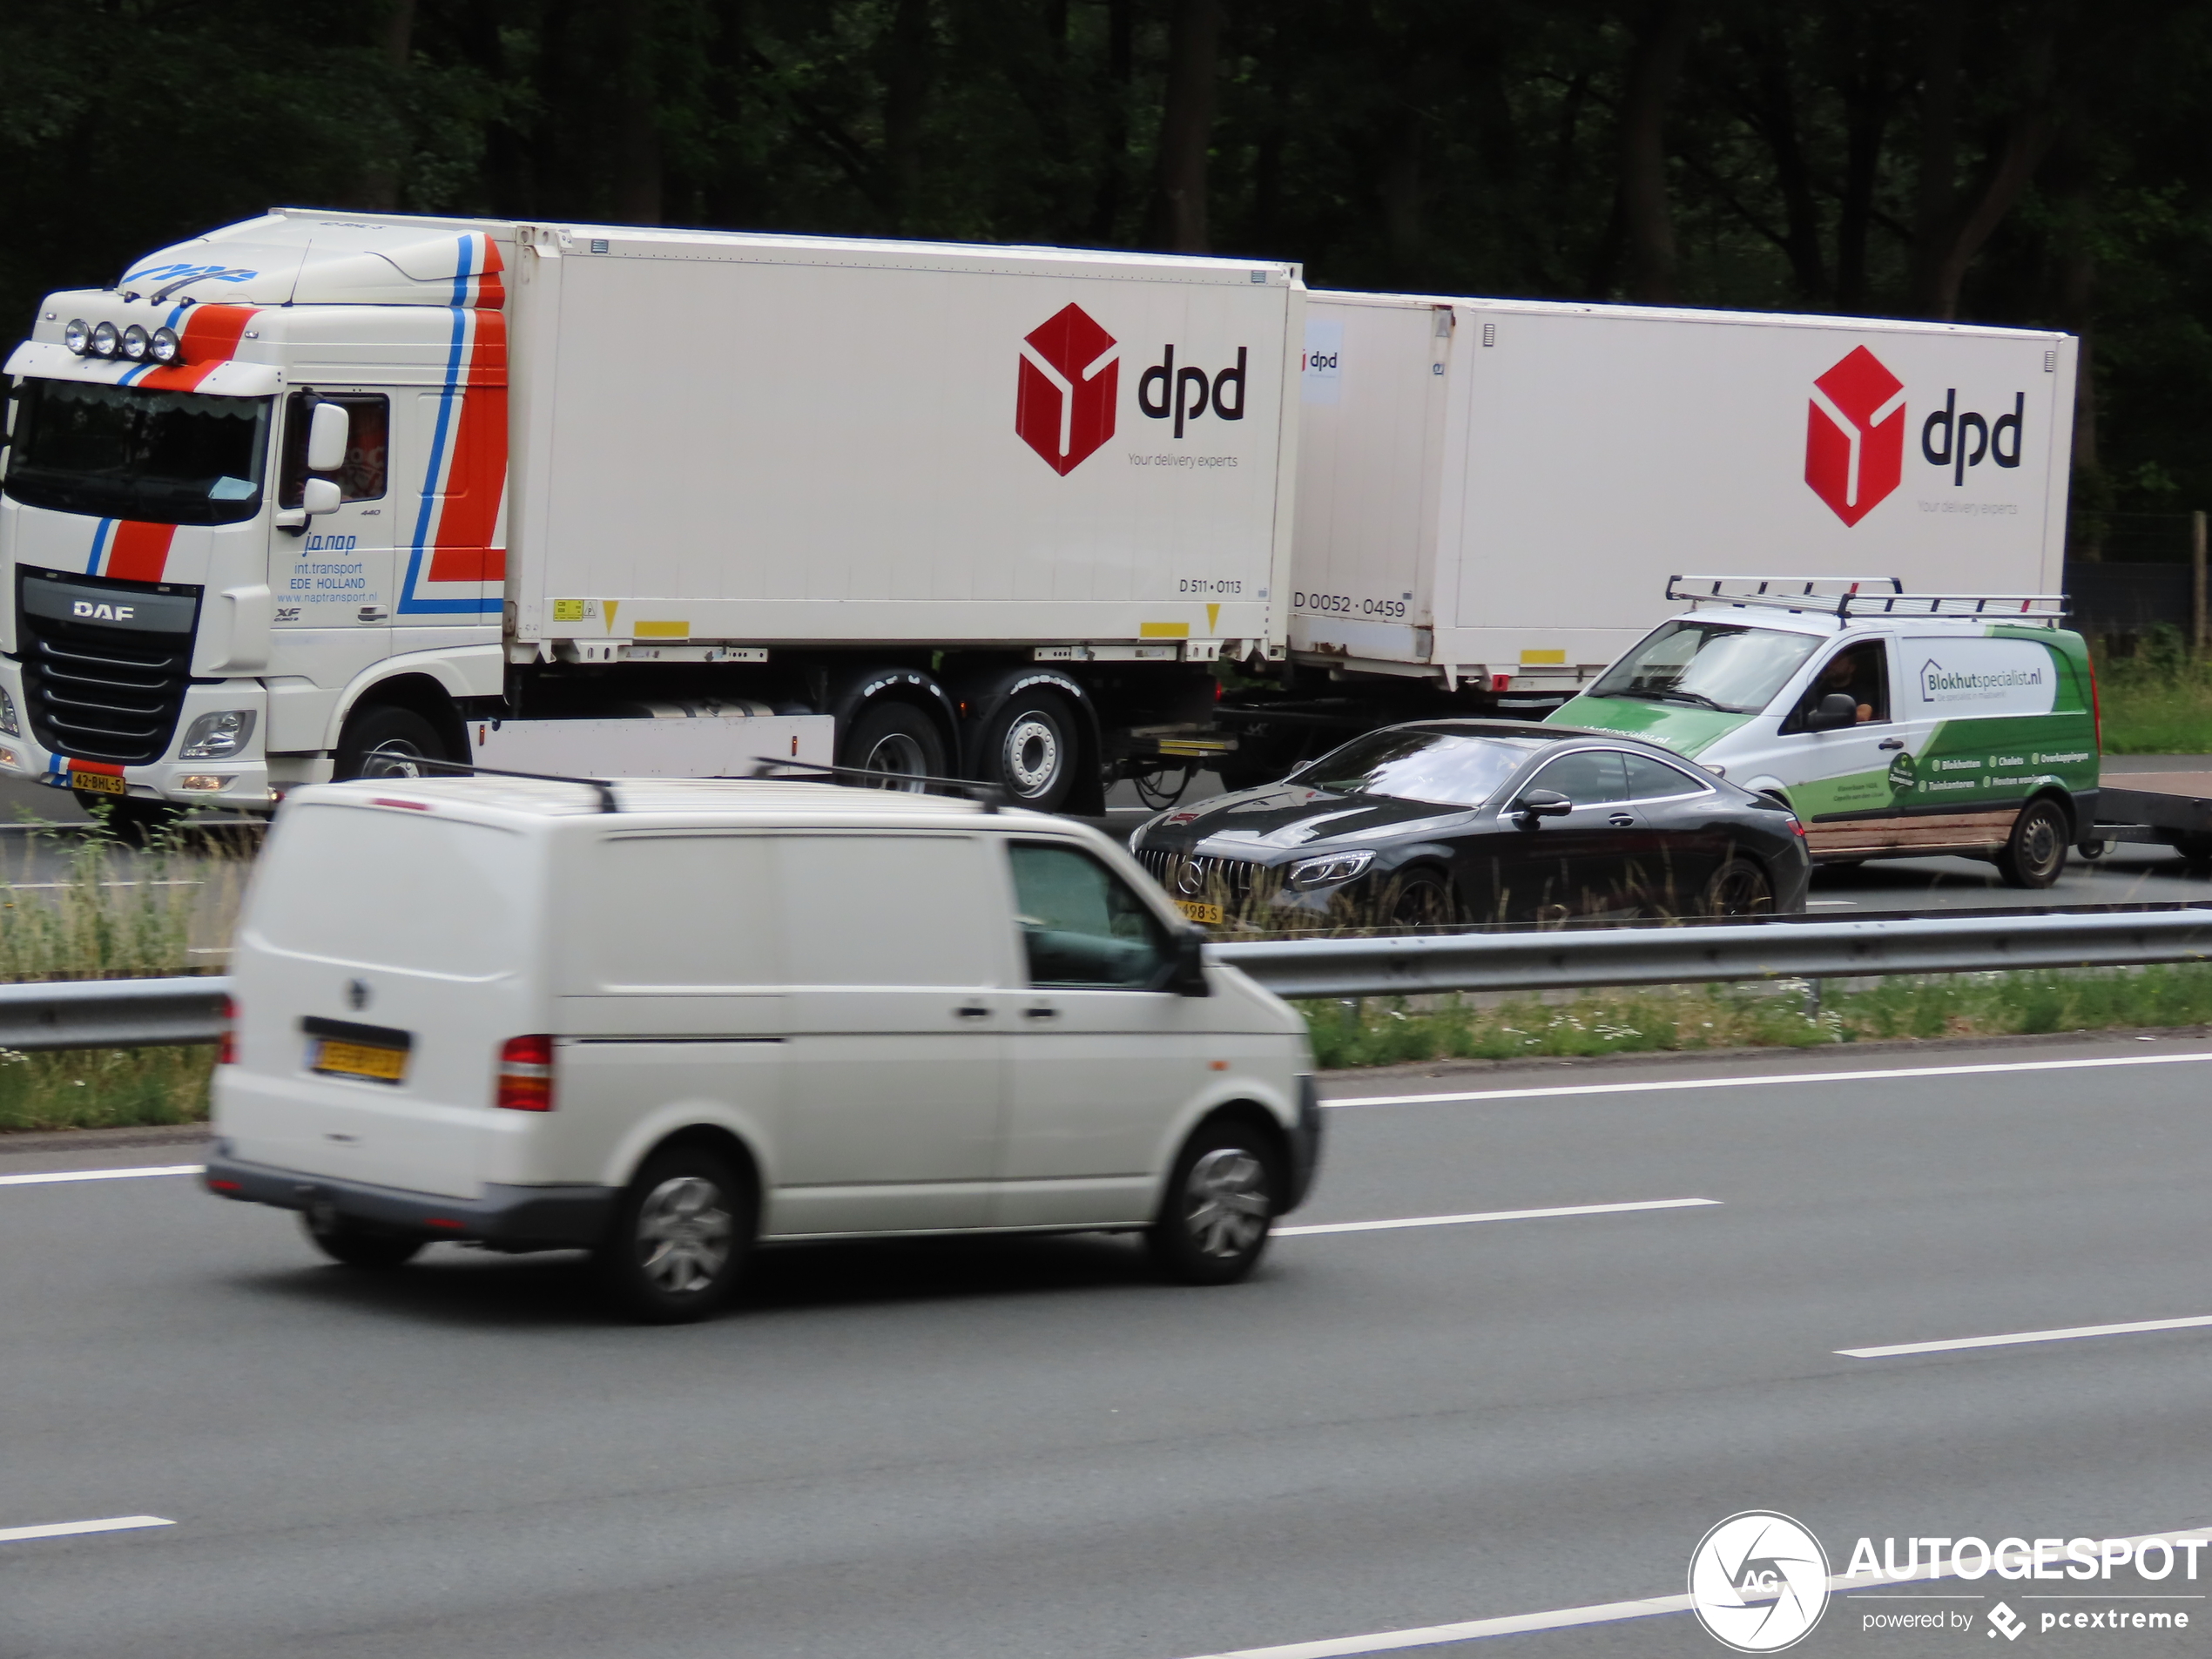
[{"x1": 1548, "y1": 578, "x2": 2098, "y2": 887}]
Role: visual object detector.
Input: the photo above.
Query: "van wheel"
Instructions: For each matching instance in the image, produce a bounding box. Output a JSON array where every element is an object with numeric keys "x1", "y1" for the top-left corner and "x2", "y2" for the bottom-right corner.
[
  {"x1": 1148, "y1": 1118, "x2": 1278, "y2": 1285},
  {"x1": 302, "y1": 1212, "x2": 424, "y2": 1269},
  {"x1": 1702, "y1": 857, "x2": 1774, "y2": 917},
  {"x1": 595, "y1": 1147, "x2": 754, "y2": 1324},
  {"x1": 335, "y1": 705, "x2": 448, "y2": 781},
  {"x1": 839, "y1": 701, "x2": 946, "y2": 792},
  {"x1": 1996, "y1": 799, "x2": 2069, "y2": 888},
  {"x1": 977, "y1": 690, "x2": 1076, "y2": 811}
]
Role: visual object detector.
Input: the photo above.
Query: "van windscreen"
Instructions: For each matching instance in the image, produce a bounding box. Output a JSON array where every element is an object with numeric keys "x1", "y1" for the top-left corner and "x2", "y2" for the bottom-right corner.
[{"x1": 245, "y1": 805, "x2": 527, "y2": 976}]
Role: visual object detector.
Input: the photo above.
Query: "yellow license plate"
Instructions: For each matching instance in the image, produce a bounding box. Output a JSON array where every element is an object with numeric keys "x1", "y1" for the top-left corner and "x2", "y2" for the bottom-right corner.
[
  {"x1": 72, "y1": 771, "x2": 126, "y2": 797},
  {"x1": 312, "y1": 1039, "x2": 408, "y2": 1083},
  {"x1": 1176, "y1": 900, "x2": 1224, "y2": 925}
]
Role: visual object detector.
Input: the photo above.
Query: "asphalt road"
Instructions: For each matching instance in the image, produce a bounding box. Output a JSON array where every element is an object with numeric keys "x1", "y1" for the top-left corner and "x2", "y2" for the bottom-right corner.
[{"x1": 6, "y1": 1033, "x2": 2212, "y2": 1656}]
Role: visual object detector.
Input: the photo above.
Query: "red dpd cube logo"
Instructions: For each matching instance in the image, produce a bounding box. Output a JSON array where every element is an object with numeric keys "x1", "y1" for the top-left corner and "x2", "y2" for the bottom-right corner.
[
  {"x1": 1017, "y1": 304, "x2": 1118, "y2": 475},
  {"x1": 1805, "y1": 346, "x2": 1905, "y2": 526}
]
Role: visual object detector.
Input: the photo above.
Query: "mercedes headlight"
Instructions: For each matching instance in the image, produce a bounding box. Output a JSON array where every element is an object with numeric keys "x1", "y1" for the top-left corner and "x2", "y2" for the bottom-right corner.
[{"x1": 1286, "y1": 850, "x2": 1376, "y2": 890}]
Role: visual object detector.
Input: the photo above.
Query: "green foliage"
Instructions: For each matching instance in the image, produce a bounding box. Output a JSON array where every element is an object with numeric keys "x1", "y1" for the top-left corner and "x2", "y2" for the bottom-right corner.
[
  {"x1": 0, "y1": 1046, "x2": 212, "y2": 1133},
  {"x1": 1301, "y1": 964, "x2": 2212, "y2": 1069},
  {"x1": 0, "y1": 818, "x2": 233, "y2": 982},
  {"x1": 2094, "y1": 631, "x2": 2212, "y2": 752}
]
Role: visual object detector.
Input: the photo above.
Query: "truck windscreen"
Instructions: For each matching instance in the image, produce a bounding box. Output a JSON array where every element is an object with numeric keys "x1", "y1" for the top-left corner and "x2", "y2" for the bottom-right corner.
[{"x1": 3, "y1": 379, "x2": 273, "y2": 526}]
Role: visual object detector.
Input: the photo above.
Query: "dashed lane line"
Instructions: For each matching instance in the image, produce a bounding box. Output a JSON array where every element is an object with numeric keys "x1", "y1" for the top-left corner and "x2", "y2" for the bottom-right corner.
[{"x1": 1278, "y1": 1198, "x2": 1718, "y2": 1236}]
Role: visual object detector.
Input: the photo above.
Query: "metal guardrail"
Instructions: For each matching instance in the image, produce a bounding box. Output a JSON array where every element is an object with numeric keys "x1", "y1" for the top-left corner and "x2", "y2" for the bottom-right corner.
[
  {"x1": 1209, "y1": 906, "x2": 2212, "y2": 999},
  {"x1": 15, "y1": 904, "x2": 2212, "y2": 1047},
  {"x1": 0, "y1": 975, "x2": 230, "y2": 1051}
]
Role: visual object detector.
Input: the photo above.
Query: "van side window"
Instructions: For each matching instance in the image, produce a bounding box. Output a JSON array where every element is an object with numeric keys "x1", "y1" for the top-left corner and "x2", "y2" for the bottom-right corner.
[
  {"x1": 278, "y1": 392, "x2": 390, "y2": 508},
  {"x1": 1787, "y1": 640, "x2": 1889, "y2": 731},
  {"x1": 1009, "y1": 843, "x2": 1170, "y2": 990}
]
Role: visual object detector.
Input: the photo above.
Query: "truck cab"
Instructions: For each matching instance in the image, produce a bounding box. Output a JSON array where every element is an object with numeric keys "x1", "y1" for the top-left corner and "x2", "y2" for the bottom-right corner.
[{"x1": 0, "y1": 212, "x2": 510, "y2": 819}]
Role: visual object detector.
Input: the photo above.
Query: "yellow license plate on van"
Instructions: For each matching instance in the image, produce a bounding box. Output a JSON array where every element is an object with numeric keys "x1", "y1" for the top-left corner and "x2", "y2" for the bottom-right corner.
[
  {"x1": 1176, "y1": 900, "x2": 1224, "y2": 925},
  {"x1": 312, "y1": 1039, "x2": 408, "y2": 1084},
  {"x1": 72, "y1": 771, "x2": 125, "y2": 797}
]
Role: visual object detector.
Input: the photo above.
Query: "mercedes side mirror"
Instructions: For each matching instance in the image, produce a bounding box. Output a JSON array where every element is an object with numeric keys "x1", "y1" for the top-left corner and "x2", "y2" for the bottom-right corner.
[
  {"x1": 302, "y1": 477, "x2": 341, "y2": 518},
  {"x1": 1804, "y1": 692, "x2": 1858, "y2": 732},
  {"x1": 307, "y1": 401, "x2": 351, "y2": 474},
  {"x1": 1512, "y1": 788, "x2": 1572, "y2": 822}
]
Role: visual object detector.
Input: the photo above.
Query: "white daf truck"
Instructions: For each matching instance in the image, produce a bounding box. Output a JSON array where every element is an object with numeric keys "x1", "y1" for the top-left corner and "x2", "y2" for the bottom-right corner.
[{"x1": 0, "y1": 210, "x2": 1302, "y2": 825}]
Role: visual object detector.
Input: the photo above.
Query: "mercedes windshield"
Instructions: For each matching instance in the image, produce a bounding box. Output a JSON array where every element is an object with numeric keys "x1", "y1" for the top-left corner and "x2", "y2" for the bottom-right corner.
[
  {"x1": 1290, "y1": 729, "x2": 1550, "y2": 807},
  {"x1": 4, "y1": 379, "x2": 273, "y2": 526}
]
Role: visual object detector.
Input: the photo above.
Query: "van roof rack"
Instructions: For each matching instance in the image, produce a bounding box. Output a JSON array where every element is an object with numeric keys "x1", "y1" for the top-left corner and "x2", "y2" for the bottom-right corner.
[
  {"x1": 744, "y1": 756, "x2": 1006, "y2": 811},
  {"x1": 399, "y1": 756, "x2": 623, "y2": 812},
  {"x1": 1666, "y1": 575, "x2": 2067, "y2": 624}
]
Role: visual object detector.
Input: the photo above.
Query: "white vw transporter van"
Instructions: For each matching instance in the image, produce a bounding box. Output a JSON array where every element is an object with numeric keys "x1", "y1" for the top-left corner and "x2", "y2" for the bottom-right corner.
[{"x1": 206, "y1": 777, "x2": 1319, "y2": 1320}]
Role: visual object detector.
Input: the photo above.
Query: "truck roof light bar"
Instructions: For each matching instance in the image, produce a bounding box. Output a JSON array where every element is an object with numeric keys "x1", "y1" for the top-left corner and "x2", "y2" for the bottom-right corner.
[{"x1": 1667, "y1": 575, "x2": 2065, "y2": 623}]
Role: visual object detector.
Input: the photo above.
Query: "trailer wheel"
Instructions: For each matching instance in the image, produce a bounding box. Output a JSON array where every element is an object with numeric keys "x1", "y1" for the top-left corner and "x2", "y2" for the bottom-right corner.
[
  {"x1": 839, "y1": 700, "x2": 945, "y2": 792},
  {"x1": 976, "y1": 689, "x2": 1076, "y2": 812},
  {"x1": 334, "y1": 705, "x2": 448, "y2": 781},
  {"x1": 1996, "y1": 798, "x2": 2070, "y2": 888}
]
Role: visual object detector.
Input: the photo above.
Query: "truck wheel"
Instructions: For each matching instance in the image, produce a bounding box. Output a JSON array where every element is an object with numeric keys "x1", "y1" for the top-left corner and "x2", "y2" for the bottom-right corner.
[
  {"x1": 839, "y1": 701, "x2": 945, "y2": 791},
  {"x1": 335, "y1": 706, "x2": 448, "y2": 781},
  {"x1": 1702, "y1": 857, "x2": 1775, "y2": 916},
  {"x1": 977, "y1": 689, "x2": 1076, "y2": 812},
  {"x1": 594, "y1": 1146, "x2": 754, "y2": 1324},
  {"x1": 302, "y1": 1212, "x2": 424, "y2": 1270},
  {"x1": 1996, "y1": 799, "x2": 2069, "y2": 888},
  {"x1": 1147, "y1": 1117, "x2": 1278, "y2": 1286}
]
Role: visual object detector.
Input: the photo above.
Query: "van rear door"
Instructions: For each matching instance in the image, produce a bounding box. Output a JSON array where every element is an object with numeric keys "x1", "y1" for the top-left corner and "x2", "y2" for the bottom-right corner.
[{"x1": 218, "y1": 800, "x2": 539, "y2": 1199}]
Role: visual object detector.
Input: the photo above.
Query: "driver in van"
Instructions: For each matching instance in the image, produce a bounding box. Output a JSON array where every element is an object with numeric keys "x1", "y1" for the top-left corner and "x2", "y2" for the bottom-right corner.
[{"x1": 1808, "y1": 649, "x2": 1881, "y2": 725}]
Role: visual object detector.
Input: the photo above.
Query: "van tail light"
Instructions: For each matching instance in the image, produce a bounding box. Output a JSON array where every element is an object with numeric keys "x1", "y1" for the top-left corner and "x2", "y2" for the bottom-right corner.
[
  {"x1": 496, "y1": 1035, "x2": 555, "y2": 1111},
  {"x1": 218, "y1": 995, "x2": 236, "y2": 1066}
]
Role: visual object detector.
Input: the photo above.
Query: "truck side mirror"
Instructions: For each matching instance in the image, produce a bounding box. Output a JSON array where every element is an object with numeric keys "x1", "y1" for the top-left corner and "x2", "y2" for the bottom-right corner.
[
  {"x1": 1804, "y1": 692, "x2": 1858, "y2": 732},
  {"x1": 1511, "y1": 788, "x2": 1572, "y2": 823},
  {"x1": 307, "y1": 401, "x2": 350, "y2": 474},
  {"x1": 301, "y1": 476, "x2": 341, "y2": 517}
]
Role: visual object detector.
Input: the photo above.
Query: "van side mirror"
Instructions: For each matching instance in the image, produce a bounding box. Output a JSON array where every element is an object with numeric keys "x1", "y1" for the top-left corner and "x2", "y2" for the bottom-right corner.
[
  {"x1": 1804, "y1": 692, "x2": 1858, "y2": 732},
  {"x1": 1511, "y1": 788, "x2": 1572, "y2": 823},
  {"x1": 307, "y1": 401, "x2": 350, "y2": 474},
  {"x1": 301, "y1": 476, "x2": 341, "y2": 517},
  {"x1": 1164, "y1": 928, "x2": 1211, "y2": 996}
]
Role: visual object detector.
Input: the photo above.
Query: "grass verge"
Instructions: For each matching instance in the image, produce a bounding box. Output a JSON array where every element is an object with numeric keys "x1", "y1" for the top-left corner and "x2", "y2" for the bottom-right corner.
[
  {"x1": 2095, "y1": 629, "x2": 2212, "y2": 754},
  {"x1": 0, "y1": 1047, "x2": 214, "y2": 1133},
  {"x1": 1300, "y1": 964, "x2": 2212, "y2": 1069}
]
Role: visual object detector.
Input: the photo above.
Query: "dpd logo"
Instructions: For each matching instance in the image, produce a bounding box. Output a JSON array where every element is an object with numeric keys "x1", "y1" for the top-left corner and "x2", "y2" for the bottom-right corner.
[
  {"x1": 1016, "y1": 304, "x2": 1118, "y2": 475},
  {"x1": 1689, "y1": 1511, "x2": 1830, "y2": 1652},
  {"x1": 1804, "y1": 346, "x2": 1905, "y2": 527}
]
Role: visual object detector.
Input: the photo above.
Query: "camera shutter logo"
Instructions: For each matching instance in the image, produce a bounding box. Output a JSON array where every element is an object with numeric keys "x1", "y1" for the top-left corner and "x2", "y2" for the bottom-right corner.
[
  {"x1": 1804, "y1": 346, "x2": 1905, "y2": 527},
  {"x1": 1688, "y1": 1510, "x2": 1830, "y2": 1652},
  {"x1": 1016, "y1": 304, "x2": 1118, "y2": 475}
]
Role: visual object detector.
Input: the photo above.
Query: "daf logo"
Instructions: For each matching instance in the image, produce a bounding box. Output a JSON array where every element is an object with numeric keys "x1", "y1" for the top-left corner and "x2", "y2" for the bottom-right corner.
[
  {"x1": 1175, "y1": 856, "x2": 1211, "y2": 897},
  {"x1": 71, "y1": 601, "x2": 135, "y2": 622}
]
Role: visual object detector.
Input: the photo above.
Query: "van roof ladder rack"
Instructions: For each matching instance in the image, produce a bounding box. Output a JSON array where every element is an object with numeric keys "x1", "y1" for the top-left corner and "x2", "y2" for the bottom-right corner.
[{"x1": 1666, "y1": 575, "x2": 2066, "y2": 624}]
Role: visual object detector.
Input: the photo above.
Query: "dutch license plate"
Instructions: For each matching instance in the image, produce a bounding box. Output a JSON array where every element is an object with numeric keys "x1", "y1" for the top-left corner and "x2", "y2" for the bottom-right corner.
[
  {"x1": 72, "y1": 771, "x2": 125, "y2": 797},
  {"x1": 1176, "y1": 899, "x2": 1224, "y2": 926},
  {"x1": 312, "y1": 1038, "x2": 408, "y2": 1084}
]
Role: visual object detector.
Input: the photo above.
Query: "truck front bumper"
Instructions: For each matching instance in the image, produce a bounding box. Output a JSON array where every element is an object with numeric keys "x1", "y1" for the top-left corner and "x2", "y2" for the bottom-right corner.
[
  {"x1": 0, "y1": 660, "x2": 273, "y2": 807},
  {"x1": 203, "y1": 1142, "x2": 616, "y2": 1251}
]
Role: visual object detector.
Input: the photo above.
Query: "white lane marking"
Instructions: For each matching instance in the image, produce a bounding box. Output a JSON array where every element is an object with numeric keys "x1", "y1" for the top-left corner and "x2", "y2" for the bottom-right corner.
[
  {"x1": 0, "y1": 1164, "x2": 200, "y2": 1188},
  {"x1": 0, "y1": 1515, "x2": 173, "y2": 1545},
  {"x1": 1171, "y1": 1525, "x2": 2212, "y2": 1657},
  {"x1": 1841, "y1": 1312, "x2": 2212, "y2": 1359},
  {"x1": 1278, "y1": 1198, "x2": 1719, "y2": 1236},
  {"x1": 1327, "y1": 1049, "x2": 2212, "y2": 1109}
]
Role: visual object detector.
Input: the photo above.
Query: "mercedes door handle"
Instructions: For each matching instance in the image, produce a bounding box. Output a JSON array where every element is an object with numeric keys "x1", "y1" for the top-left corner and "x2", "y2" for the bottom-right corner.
[
  {"x1": 1608, "y1": 813, "x2": 1635, "y2": 827},
  {"x1": 954, "y1": 1005, "x2": 993, "y2": 1021},
  {"x1": 1878, "y1": 738, "x2": 1905, "y2": 750}
]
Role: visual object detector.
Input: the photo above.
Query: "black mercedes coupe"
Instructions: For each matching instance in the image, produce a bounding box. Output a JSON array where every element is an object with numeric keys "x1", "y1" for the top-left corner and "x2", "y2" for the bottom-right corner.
[{"x1": 1129, "y1": 720, "x2": 1811, "y2": 927}]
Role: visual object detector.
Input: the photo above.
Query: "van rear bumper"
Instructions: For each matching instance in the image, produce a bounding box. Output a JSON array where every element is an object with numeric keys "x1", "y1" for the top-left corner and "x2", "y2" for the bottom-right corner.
[{"x1": 202, "y1": 1143, "x2": 615, "y2": 1250}]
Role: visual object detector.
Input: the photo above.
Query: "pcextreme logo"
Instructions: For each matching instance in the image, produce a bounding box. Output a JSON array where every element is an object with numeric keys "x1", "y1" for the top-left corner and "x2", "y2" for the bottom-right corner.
[
  {"x1": 1016, "y1": 303, "x2": 1119, "y2": 475},
  {"x1": 1804, "y1": 346, "x2": 1905, "y2": 527}
]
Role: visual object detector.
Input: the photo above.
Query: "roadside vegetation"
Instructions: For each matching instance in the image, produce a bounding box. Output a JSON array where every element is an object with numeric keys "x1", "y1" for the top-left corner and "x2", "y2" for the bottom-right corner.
[
  {"x1": 1301, "y1": 965, "x2": 2212, "y2": 1070},
  {"x1": 2094, "y1": 628, "x2": 2212, "y2": 754}
]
